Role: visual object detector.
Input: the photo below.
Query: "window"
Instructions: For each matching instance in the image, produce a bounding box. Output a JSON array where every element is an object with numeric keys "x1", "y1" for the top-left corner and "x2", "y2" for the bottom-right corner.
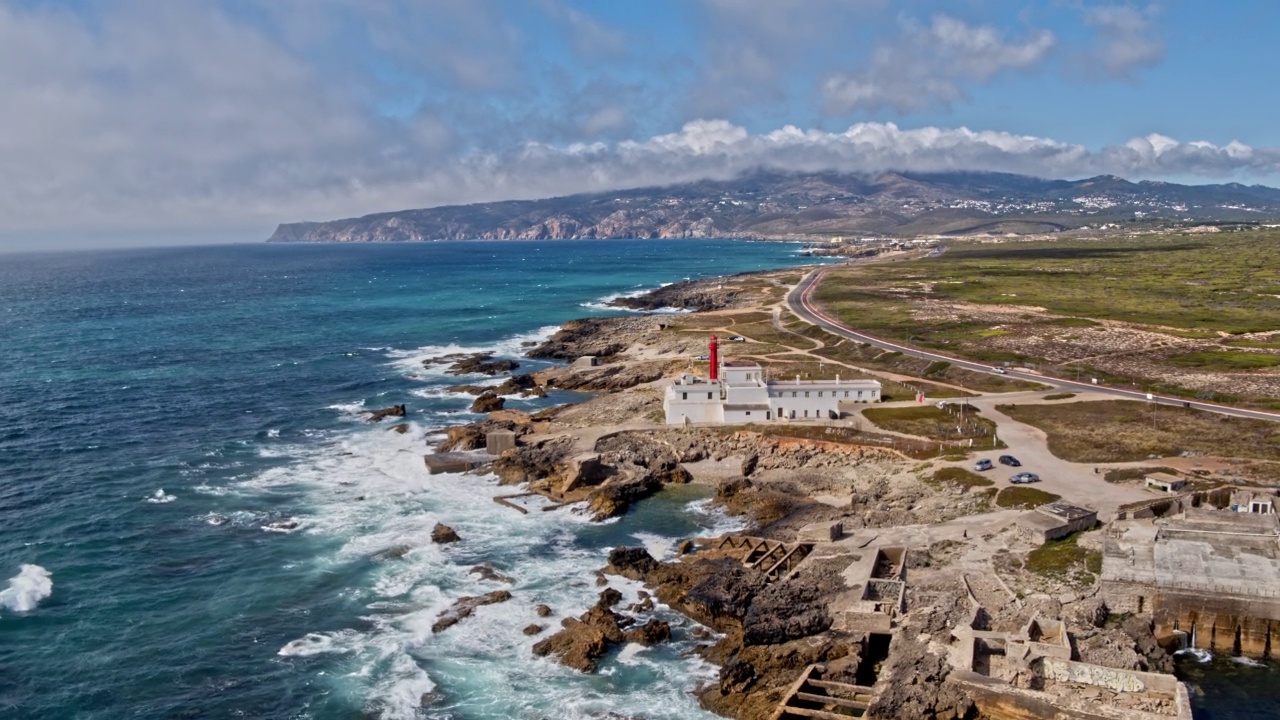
[
  {"x1": 682, "y1": 392, "x2": 687, "y2": 400},
  {"x1": 804, "y1": 410, "x2": 809, "y2": 417},
  {"x1": 707, "y1": 392, "x2": 713, "y2": 400},
  {"x1": 745, "y1": 411, "x2": 751, "y2": 416},
  {"x1": 792, "y1": 391, "x2": 797, "y2": 398},
  {"x1": 844, "y1": 391, "x2": 849, "y2": 398},
  {"x1": 817, "y1": 391, "x2": 822, "y2": 398},
  {"x1": 805, "y1": 391, "x2": 809, "y2": 398}
]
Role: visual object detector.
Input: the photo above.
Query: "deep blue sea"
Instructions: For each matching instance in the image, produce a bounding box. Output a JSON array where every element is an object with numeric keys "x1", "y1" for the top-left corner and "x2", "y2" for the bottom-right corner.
[
  {"x1": 0, "y1": 239, "x2": 1271, "y2": 719},
  {"x1": 0, "y1": 239, "x2": 819, "y2": 719}
]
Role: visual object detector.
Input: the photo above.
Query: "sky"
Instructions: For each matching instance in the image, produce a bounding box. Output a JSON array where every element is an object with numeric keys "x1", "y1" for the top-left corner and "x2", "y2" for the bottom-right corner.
[{"x1": 3, "y1": 0, "x2": 1280, "y2": 249}]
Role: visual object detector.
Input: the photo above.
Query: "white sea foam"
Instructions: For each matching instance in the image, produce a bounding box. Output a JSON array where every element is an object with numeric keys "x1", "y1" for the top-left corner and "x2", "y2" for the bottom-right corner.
[
  {"x1": 632, "y1": 531, "x2": 676, "y2": 561},
  {"x1": 236, "y1": 422, "x2": 722, "y2": 719},
  {"x1": 1175, "y1": 647, "x2": 1214, "y2": 663},
  {"x1": 0, "y1": 564, "x2": 53, "y2": 614},
  {"x1": 145, "y1": 489, "x2": 176, "y2": 504},
  {"x1": 687, "y1": 497, "x2": 749, "y2": 536},
  {"x1": 279, "y1": 630, "x2": 360, "y2": 657},
  {"x1": 386, "y1": 326, "x2": 560, "y2": 378},
  {"x1": 1232, "y1": 655, "x2": 1266, "y2": 667}
]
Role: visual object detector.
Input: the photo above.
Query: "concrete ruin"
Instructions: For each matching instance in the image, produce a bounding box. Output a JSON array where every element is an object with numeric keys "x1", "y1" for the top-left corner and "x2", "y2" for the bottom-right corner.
[
  {"x1": 1103, "y1": 495, "x2": 1280, "y2": 658},
  {"x1": 1016, "y1": 501, "x2": 1099, "y2": 545},
  {"x1": 949, "y1": 609, "x2": 1192, "y2": 720}
]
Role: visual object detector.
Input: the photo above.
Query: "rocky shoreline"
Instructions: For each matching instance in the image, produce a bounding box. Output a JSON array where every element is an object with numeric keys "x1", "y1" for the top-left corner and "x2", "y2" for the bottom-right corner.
[{"x1": 408, "y1": 268, "x2": 1178, "y2": 719}]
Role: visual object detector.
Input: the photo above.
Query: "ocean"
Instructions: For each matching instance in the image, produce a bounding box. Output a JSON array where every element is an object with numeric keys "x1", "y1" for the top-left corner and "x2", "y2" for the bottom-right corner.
[
  {"x1": 0, "y1": 239, "x2": 1271, "y2": 719},
  {"x1": 0, "y1": 239, "x2": 821, "y2": 719}
]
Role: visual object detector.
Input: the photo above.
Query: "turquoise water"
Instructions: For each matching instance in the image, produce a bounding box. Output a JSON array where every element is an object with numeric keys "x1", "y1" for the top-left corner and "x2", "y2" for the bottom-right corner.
[{"x1": 0, "y1": 240, "x2": 812, "y2": 719}]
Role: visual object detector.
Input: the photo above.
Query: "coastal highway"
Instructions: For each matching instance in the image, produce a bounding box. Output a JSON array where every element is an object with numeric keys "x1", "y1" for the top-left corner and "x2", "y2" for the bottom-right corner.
[{"x1": 788, "y1": 268, "x2": 1280, "y2": 424}]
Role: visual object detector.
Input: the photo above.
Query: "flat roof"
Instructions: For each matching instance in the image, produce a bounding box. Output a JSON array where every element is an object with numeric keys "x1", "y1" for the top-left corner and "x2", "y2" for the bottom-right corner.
[
  {"x1": 1038, "y1": 501, "x2": 1097, "y2": 522},
  {"x1": 722, "y1": 361, "x2": 762, "y2": 368}
]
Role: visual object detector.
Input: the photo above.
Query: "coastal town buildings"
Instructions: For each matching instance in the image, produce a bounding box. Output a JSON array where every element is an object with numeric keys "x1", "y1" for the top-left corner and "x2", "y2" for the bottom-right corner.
[{"x1": 662, "y1": 337, "x2": 880, "y2": 425}]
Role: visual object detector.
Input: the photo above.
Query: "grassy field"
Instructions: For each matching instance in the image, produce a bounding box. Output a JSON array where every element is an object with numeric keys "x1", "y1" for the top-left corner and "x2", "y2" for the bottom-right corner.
[
  {"x1": 863, "y1": 405, "x2": 1002, "y2": 444},
  {"x1": 1024, "y1": 534, "x2": 1102, "y2": 587},
  {"x1": 995, "y1": 486, "x2": 1061, "y2": 509},
  {"x1": 997, "y1": 400, "x2": 1280, "y2": 463},
  {"x1": 929, "y1": 467, "x2": 994, "y2": 491},
  {"x1": 1102, "y1": 466, "x2": 1179, "y2": 484},
  {"x1": 809, "y1": 231, "x2": 1280, "y2": 403},
  {"x1": 818, "y1": 232, "x2": 1280, "y2": 334},
  {"x1": 811, "y1": 335, "x2": 1048, "y2": 394}
]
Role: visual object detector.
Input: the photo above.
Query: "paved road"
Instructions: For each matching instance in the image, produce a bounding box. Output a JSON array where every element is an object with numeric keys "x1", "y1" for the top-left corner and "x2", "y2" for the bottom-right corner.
[{"x1": 788, "y1": 268, "x2": 1280, "y2": 424}]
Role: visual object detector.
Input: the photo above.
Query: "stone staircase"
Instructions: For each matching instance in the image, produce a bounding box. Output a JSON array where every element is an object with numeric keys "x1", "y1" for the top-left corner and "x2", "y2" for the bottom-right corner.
[
  {"x1": 716, "y1": 535, "x2": 814, "y2": 582},
  {"x1": 772, "y1": 664, "x2": 876, "y2": 719}
]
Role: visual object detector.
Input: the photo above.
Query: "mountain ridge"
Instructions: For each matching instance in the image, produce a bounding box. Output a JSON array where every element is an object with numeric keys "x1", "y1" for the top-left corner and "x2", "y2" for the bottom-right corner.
[{"x1": 267, "y1": 170, "x2": 1280, "y2": 243}]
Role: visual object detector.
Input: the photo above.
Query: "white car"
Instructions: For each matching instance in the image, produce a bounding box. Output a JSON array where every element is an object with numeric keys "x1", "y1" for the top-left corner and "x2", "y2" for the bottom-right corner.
[
  {"x1": 1010, "y1": 472, "x2": 1041, "y2": 484},
  {"x1": 992, "y1": 367, "x2": 1008, "y2": 374},
  {"x1": 728, "y1": 336, "x2": 746, "y2": 342}
]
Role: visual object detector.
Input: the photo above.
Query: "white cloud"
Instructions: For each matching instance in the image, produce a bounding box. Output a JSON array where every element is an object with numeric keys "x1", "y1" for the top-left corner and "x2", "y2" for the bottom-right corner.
[
  {"x1": 0, "y1": 1, "x2": 1273, "y2": 244},
  {"x1": 823, "y1": 15, "x2": 1056, "y2": 113},
  {"x1": 1082, "y1": 3, "x2": 1164, "y2": 78}
]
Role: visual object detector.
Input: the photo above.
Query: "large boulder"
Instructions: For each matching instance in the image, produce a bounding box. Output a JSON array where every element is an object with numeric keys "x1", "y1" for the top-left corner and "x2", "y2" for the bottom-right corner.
[
  {"x1": 560, "y1": 453, "x2": 606, "y2": 494},
  {"x1": 431, "y1": 523, "x2": 461, "y2": 544},
  {"x1": 365, "y1": 404, "x2": 406, "y2": 422},
  {"x1": 470, "y1": 392, "x2": 505, "y2": 413},
  {"x1": 605, "y1": 547, "x2": 661, "y2": 582},
  {"x1": 625, "y1": 619, "x2": 672, "y2": 646}
]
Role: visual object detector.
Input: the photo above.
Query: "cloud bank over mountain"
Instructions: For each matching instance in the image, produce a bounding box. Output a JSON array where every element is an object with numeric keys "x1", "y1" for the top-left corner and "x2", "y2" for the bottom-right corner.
[{"x1": 0, "y1": 0, "x2": 1274, "y2": 243}]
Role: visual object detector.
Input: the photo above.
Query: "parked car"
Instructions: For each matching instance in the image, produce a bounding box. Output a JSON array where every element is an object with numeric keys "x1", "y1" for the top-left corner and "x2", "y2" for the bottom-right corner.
[
  {"x1": 998, "y1": 455, "x2": 1021, "y2": 467},
  {"x1": 693, "y1": 354, "x2": 709, "y2": 361},
  {"x1": 728, "y1": 336, "x2": 746, "y2": 342},
  {"x1": 973, "y1": 458, "x2": 994, "y2": 471},
  {"x1": 1010, "y1": 472, "x2": 1041, "y2": 484},
  {"x1": 992, "y1": 367, "x2": 1008, "y2": 374}
]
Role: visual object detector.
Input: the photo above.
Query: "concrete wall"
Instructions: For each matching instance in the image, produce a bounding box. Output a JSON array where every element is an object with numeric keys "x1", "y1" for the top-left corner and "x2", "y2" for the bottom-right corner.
[
  {"x1": 953, "y1": 672, "x2": 1192, "y2": 720},
  {"x1": 1105, "y1": 578, "x2": 1280, "y2": 658}
]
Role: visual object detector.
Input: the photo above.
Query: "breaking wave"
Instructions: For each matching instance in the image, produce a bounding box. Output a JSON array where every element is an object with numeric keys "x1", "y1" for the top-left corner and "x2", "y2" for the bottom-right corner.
[{"x1": 0, "y1": 564, "x2": 53, "y2": 614}]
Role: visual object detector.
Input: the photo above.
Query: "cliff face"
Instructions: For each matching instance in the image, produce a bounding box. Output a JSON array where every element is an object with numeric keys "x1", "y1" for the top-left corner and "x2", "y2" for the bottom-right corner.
[{"x1": 266, "y1": 170, "x2": 1280, "y2": 242}]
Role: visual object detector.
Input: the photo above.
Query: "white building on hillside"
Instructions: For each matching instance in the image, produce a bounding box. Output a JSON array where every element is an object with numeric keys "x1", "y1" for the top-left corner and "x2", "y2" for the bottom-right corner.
[{"x1": 663, "y1": 360, "x2": 881, "y2": 425}]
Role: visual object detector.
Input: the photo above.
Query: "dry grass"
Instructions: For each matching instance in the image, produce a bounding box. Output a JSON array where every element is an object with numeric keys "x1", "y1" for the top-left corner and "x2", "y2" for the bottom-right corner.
[
  {"x1": 995, "y1": 486, "x2": 1061, "y2": 509},
  {"x1": 997, "y1": 400, "x2": 1280, "y2": 463},
  {"x1": 863, "y1": 405, "x2": 1002, "y2": 444},
  {"x1": 930, "y1": 467, "x2": 994, "y2": 491}
]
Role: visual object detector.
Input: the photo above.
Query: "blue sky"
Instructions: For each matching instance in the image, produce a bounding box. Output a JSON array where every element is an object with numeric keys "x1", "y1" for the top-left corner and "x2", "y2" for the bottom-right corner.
[{"x1": 2, "y1": 0, "x2": 1279, "y2": 248}]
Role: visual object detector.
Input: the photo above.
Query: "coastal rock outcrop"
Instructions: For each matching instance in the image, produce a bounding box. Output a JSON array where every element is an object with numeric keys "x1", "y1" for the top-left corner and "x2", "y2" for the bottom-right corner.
[
  {"x1": 431, "y1": 590, "x2": 512, "y2": 633},
  {"x1": 470, "y1": 392, "x2": 505, "y2": 413},
  {"x1": 365, "y1": 404, "x2": 406, "y2": 422},
  {"x1": 608, "y1": 278, "x2": 739, "y2": 312},
  {"x1": 435, "y1": 418, "x2": 531, "y2": 452},
  {"x1": 527, "y1": 318, "x2": 632, "y2": 360},
  {"x1": 442, "y1": 353, "x2": 520, "y2": 376},
  {"x1": 468, "y1": 563, "x2": 515, "y2": 584},
  {"x1": 431, "y1": 523, "x2": 461, "y2": 544},
  {"x1": 532, "y1": 588, "x2": 667, "y2": 673},
  {"x1": 539, "y1": 361, "x2": 670, "y2": 392}
]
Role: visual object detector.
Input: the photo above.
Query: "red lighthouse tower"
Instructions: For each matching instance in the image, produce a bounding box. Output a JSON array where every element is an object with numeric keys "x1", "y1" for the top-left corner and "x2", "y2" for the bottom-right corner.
[{"x1": 709, "y1": 335, "x2": 719, "y2": 381}]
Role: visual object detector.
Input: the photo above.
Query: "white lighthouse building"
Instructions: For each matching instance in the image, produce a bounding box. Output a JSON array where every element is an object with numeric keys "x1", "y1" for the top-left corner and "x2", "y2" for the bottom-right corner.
[{"x1": 662, "y1": 337, "x2": 881, "y2": 425}]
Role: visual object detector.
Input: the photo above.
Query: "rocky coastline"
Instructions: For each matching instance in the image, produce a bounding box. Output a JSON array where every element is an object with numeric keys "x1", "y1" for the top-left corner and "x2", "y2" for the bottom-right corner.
[{"x1": 410, "y1": 268, "x2": 1179, "y2": 720}]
